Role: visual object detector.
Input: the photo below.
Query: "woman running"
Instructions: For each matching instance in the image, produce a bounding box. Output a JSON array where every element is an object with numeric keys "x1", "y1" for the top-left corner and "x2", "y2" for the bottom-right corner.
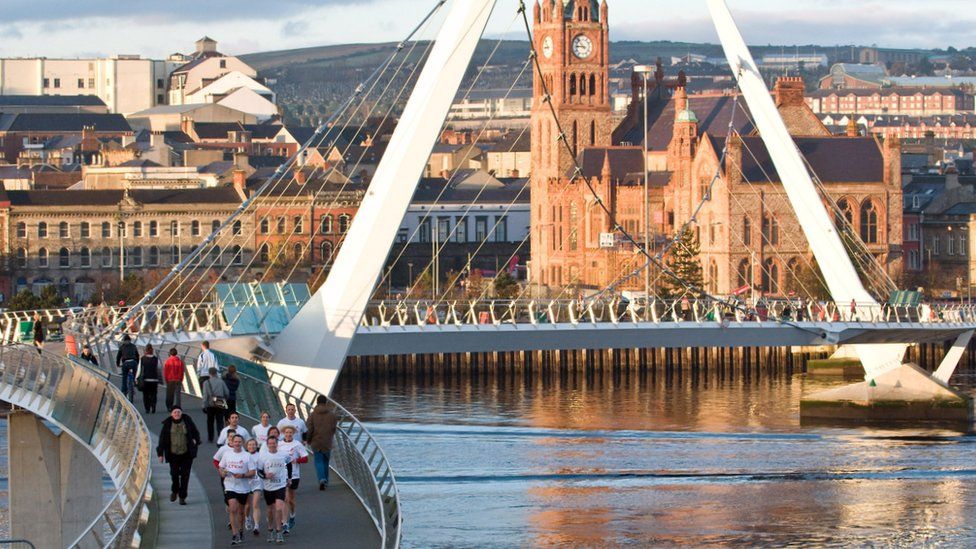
[
  {"x1": 218, "y1": 434, "x2": 255, "y2": 545},
  {"x1": 244, "y1": 439, "x2": 263, "y2": 538},
  {"x1": 278, "y1": 425, "x2": 309, "y2": 534},
  {"x1": 252, "y1": 411, "x2": 273, "y2": 447},
  {"x1": 256, "y1": 435, "x2": 290, "y2": 543}
]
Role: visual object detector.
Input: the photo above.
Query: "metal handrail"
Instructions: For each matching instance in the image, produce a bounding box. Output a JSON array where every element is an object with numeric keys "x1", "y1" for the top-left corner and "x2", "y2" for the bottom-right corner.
[
  {"x1": 77, "y1": 337, "x2": 401, "y2": 549},
  {"x1": 0, "y1": 345, "x2": 152, "y2": 549}
]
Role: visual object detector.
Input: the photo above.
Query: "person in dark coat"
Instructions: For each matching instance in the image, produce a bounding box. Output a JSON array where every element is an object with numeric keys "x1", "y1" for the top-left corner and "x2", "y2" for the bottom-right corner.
[
  {"x1": 222, "y1": 364, "x2": 240, "y2": 416},
  {"x1": 116, "y1": 334, "x2": 140, "y2": 397},
  {"x1": 156, "y1": 406, "x2": 201, "y2": 505},
  {"x1": 32, "y1": 312, "x2": 44, "y2": 355},
  {"x1": 80, "y1": 344, "x2": 99, "y2": 366},
  {"x1": 138, "y1": 344, "x2": 161, "y2": 414}
]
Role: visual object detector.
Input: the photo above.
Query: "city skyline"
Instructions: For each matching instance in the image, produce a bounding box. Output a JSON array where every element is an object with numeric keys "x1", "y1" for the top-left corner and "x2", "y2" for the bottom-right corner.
[{"x1": 0, "y1": 0, "x2": 973, "y2": 59}]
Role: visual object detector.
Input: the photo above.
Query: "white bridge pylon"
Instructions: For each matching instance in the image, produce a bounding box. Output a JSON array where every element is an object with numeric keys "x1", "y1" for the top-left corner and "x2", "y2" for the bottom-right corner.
[
  {"x1": 268, "y1": 0, "x2": 499, "y2": 394},
  {"x1": 707, "y1": 0, "x2": 974, "y2": 384}
]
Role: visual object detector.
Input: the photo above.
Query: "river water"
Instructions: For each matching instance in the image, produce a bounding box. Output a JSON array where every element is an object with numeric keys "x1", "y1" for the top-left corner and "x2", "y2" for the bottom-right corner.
[{"x1": 333, "y1": 367, "x2": 976, "y2": 548}]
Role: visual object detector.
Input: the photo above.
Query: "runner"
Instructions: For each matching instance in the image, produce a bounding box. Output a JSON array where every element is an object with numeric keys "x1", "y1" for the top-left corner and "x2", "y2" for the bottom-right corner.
[
  {"x1": 252, "y1": 411, "x2": 273, "y2": 446},
  {"x1": 260, "y1": 426, "x2": 280, "y2": 450},
  {"x1": 276, "y1": 404, "x2": 308, "y2": 441},
  {"x1": 277, "y1": 425, "x2": 309, "y2": 533},
  {"x1": 212, "y1": 428, "x2": 237, "y2": 531},
  {"x1": 217, "y1": 413, "x2": 252, "y2": 445},
  {"x1": 256, "y1": 435, "x2": 291, "y2": 544},
  {"x1": 243, "y1": 439, "x2": 263, "y2": 539},
  {"x1": 218, "y1": 434, "x2": 255, "y2": 545}
]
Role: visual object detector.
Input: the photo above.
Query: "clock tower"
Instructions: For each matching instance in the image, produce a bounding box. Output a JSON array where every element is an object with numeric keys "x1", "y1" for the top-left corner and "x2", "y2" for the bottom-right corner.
[{"x1": 529, "y1": 0, "x2": 611, "y2": 287}]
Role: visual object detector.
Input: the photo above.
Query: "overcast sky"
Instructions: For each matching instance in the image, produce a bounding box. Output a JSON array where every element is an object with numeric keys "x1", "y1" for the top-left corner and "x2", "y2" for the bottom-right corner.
[{"x1": 0, "y1": 0, "x2": 972, "y2": 59}]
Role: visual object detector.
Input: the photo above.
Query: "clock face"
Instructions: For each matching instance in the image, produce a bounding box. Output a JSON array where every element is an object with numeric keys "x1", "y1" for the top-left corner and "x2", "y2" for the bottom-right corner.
[
  {"x1": 542, "y1": 36, "x2": 554, "y2": 59},
  {"x1": 572, "y1": 35, "x2": 593, "y2": 59}
]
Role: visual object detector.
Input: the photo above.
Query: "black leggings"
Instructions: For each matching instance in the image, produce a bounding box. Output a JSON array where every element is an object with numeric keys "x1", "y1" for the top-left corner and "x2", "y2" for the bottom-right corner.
[
  {"x1": 142, "y1": 382, "x2": 158, "y2": 413},
  {"x1": 205, "y1": 407, "x2": 225, "y2": 442}
]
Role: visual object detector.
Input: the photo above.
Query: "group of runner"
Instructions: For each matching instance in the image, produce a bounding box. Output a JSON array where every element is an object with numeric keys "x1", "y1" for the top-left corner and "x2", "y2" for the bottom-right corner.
[{"x1": 213, "y1": 404, "x2": 309, "y2": 545}]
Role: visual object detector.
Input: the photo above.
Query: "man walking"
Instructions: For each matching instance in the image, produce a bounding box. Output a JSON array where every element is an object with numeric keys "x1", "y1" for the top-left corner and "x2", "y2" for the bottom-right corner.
[
  {"x1": 196, "y1": 341, "x2": 218, "y2": 389},
  {"x1": 115, "y1": 334, "x2": 139, "y2": 397},
  {"x1": 163, "y1": 348, "x2": 185, "y2": 411},
  {"x1": 156, "y1": 406, "x2": 201, "y2": 505},
  {"x1": 306, "y1": 395, "x2": 339, "y2": 490}
]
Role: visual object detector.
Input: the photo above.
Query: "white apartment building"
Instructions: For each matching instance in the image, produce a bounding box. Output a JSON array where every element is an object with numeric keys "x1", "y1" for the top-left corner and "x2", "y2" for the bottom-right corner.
[
  {"x1": 449, "y1": 89, "x2": 533, "y2": 120},
  {"x1": 0, "y1": 56, "x2": 178, "y2": 114}
]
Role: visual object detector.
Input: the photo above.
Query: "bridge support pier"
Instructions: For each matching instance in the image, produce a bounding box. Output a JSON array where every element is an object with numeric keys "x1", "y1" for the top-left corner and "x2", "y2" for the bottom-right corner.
[{"x1": 8, "y1": 411, "x2": 103, "y2": 547}]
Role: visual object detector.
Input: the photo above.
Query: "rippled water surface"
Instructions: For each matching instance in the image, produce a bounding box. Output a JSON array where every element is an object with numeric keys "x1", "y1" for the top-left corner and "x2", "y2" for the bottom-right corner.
[{"x1": 333, "y1": 367, "x2": 976, "y2": 548}]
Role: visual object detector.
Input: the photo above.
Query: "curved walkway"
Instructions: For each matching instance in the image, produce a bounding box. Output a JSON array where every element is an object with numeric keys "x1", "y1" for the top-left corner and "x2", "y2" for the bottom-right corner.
[{"x1": 136, "y1": 393, "x2": 379, "y2": 548}]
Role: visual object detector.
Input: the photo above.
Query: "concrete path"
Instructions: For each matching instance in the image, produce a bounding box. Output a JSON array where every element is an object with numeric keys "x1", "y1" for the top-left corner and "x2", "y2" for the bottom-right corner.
[{"x1": 134, "y1": 389, "x2": 380, "y2": 548}]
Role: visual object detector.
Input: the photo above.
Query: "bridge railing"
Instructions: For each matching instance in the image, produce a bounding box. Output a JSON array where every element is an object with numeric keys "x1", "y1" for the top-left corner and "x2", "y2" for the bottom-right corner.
[
  {"x1": 76, "y1": 337, "x2": 401, "y2": 549},
  {"x1": 0, "y1": 345, "x2": 152, "y2": 549}
]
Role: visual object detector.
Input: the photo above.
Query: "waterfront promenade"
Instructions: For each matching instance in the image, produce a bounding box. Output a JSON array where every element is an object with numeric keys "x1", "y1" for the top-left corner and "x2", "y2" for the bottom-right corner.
[{"x1": 137, "y1": 393, "x2": 380, "y2": 548}]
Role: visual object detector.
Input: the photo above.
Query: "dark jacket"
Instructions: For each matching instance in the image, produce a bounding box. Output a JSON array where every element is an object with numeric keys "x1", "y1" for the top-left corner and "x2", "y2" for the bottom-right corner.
[
  {"x1": 157, "y1": 414, "x2": 201, "y2": 461},
  {"x1": 306, "y1": 403, "x2": 339, "y2": 452},
  {"x1": 116, "y1": 342, "x2": 139, "y2": 368},
  {"x1": 139, "y1": 355, "x2": 160, "y2": 384},
  {"x1": 80, "y1": 351, "x2": 99, "y2": 366},
  {"x1": 223, "y1": 374, "x2": 240, "y2": 401},
  {"x1": 32, "y1": 320, "x2": 44, "y2": 343}
]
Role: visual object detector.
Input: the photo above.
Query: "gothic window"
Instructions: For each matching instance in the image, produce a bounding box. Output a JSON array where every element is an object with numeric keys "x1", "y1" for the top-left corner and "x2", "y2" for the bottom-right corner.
[
  {"x1": 708, "y1": 260, "x2": 719, "y2": 294},
  {"x1": 737, "y1": 258, "x2": 752, "y2": 289},
  {"x1": 836, "y1": 197, "x2": 854, "y2": 225},
  {"x1": 569, "y1": 73, "x2": 577, "y2": 96},
  {"x1": 762, "y1": 215, "x2": 779, "y2": 245},
  {"x1": 743, "y1": 217, "x2": 751, "y2": 246},
  {"x1": 259, "y1": 243, "x2": 270, "y2": 263},
  {"x1": 320, "y1": 215, "x2": 333, "y2": 234},
  {"x1": 860, "y1": 199, "x2": 879, "y2": 243},
  {"x1": 80, "y1": 247, "x2": 91, "y2": 268},
  {"x1": 762, "y1": 258, "x2": 780, "y2": 294}
]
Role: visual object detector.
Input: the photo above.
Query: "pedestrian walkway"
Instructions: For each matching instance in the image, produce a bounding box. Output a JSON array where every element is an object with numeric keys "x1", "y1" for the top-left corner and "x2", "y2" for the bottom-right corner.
[{"x1": 136, "y1": 392, "x2": 379, "y2": 548}]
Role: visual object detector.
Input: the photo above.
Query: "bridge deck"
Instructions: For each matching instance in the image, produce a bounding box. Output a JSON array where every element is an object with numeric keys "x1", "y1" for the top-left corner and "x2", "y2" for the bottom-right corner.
[{"x1": 138, "y1": 393, "x2": 380, "y2": 549}]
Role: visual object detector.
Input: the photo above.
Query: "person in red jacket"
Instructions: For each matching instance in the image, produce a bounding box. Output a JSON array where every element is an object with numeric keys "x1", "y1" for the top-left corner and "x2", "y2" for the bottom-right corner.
[{"x1": 163, "y1": 348, "x2": 186, "y2": 411}]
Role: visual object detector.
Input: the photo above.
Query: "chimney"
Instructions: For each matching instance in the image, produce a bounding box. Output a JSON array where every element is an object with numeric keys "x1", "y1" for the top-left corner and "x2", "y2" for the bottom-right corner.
[
  {"x1": 295, "y1": 169, "x2": 307, "y2": 184},
  {"x1": 773, "y1": 76, "x2": 806, "y2": 108},
  {"x1": 846, "y1": 116, "x2": 859, "y2": 137},
  {"x1": 673, "y1": 86, "x2": 688, "y2": 119},
  {"x1": 232, "y1": 152, "x2": 249, "y2": 170},
  {"x1": 882, "y1": 135, "x2": 902, "y2": 187},
  {"x1": 232, "y1": 169, "x2": 246, "y2": 195}
]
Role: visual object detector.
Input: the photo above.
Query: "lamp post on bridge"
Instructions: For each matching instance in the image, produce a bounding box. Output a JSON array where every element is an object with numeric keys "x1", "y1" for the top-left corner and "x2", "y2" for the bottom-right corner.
[{"x1": 635, "y1": 64, "x2": 653, "y2": 320}]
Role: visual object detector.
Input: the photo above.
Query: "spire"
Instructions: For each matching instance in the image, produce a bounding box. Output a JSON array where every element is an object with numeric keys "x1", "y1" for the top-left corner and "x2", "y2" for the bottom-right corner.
[
  {"x1": 534, "y1": 0, "x2": 541, "y2": 24},
  {"x1": 601, "y1": 150, "x2": 612, "y2": 180}
]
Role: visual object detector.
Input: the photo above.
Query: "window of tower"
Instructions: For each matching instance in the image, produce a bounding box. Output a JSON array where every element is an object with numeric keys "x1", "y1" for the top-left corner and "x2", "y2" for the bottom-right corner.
[
  {"x1": 579, "y1": 74, "x2": 586, "y2": 96},
  {"x1": 590, "y1": 120, "x2": 596, "y2": 146},
  {"x1": 572, "y1": 121, "x2": 578, "y2": 157},
  {"x1": 589, "y1": 74, "x2": 596, "y2": 96},
  {"x1": 569, "y1": 74, "x2": 576, "y2": 96}
]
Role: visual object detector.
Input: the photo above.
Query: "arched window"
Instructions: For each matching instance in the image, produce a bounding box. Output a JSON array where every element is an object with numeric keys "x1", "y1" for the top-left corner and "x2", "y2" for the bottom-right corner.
[
  {"x1": 569, "y1": 73, "x2": 577, "y2": 96},
  {"x1": 38, "y1": 248, "x2": 48, "y2": 268},
  {"x1": 837, "y1": 197, "x2": 854, "y2": 226},
  {"x1": 212, "y1": 220, "x2": 220, "y2": 233},
  {"x1": 148, "y1": 246, "x2": 159, "y2": 266},
  {"x1": 132, "y1": 221, "x2": 143, "y2": 237},
  {"x1": 80, "y1": 221, "x2": 91, "y2": 239},
  {"x1": 293, "y1": 242, "x2": 303, "y2": 260},
  {"x1": 58, "y1": 247, "x2": 70, "y2": 268},
  {"x1": 277, "y1": 216, "x2": 287, "y2": 234},
  {"x1": 260, "y1": 217, "x2": 270, "y2": 235},
  {"x1": 294, "y1": 216, "x2": 304, "y2": 234},
  {"x1": 16, "y1": 222, "x2": 26, "y2": 239},
  {"x1": 210, "y1": 246, "x2": 221, "y2": 266},
  {"x1": 708, "y1": 260, "x2": 719, "y2": 294},
  {"x1": 762, "y1": 214, "x2": 779, "y2": 245},
  {"x1": 101, "y1": 247, "x2": 112, "y2": 267},
  {"x1": 860, "y1": 199, "x2": 879, "y2": 243},
  {"x1": 102, "y1": 221, "x2": 111, "y2": 238},
  {"x1": 579, "y1": 73, "x2": 587, "y2": 96},
  {"x1": 786, "y1": 257, "x2": 801, "y2": 294},
  {"x1": 59, "y1": 221, "x2": 69, "y2": 238},
  {"x1": 762, "y1": 258, "x2": 780, "y2": 294},
  {"x1": 191, "y1": 220, "x2": 200, "y2": 236},
  {"x1": 736, "y1": 258, "x2": 752, "y2": 289},
  {"x1": 231, "y1": 245, "x2": 243, "y2": 265},
  {"x1": 338, "y1": 214, "x2": 351, "y2": 233},
  {"x1": 148, "y1": 220, "x2": 158, "y2": 237},
  {"x1": 80, "y1": 247, "x2": 91, "y2": 268},
  {"x1": 131, "y1": 247, "x2": 143, "y2": 267},
  {"x1": 232, "y1": 220, "x2": 242, "y2": 235},
  {"x1": 259, "y1": 243, "x2": 270, "y2": 263},
  {"x1": 320, "y1": 215, "x2": 333, "y2": 234},
  {"x1": 38, "y1": 222, "x2": 48, "y2": 238},
  {"x1": 569, "y1": 202, "x2": 579, "y2": 251},
  {"x1": 16, "y1": 248, "x2": 26, "y2": 268},
  {"x1": 743, "y1": 216, "x2": 752, "y2": 246},
  {"x1": 320, "y1": 241, "x2": 334, "y2": 264},
  {"x1": 589, "y1": 74, "x2": 596, "y2": 97},
  {"x1": 590, "y1": 120, "x2": 596, "y2": 146}
]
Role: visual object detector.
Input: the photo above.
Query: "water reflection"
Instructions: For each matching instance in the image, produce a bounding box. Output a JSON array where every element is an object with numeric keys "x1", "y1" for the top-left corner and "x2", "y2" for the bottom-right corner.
[{"x1": 334, "y1": 367, "x2": 976, "y2": 547}]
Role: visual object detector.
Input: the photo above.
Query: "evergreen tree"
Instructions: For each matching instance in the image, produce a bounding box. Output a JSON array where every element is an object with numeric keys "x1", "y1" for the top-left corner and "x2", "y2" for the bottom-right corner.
[{"x1": 662, "y1": 227, "x2": 703, "y2": 298}]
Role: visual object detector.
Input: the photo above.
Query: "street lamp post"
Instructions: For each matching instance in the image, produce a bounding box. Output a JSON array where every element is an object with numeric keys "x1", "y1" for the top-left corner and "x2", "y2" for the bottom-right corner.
[{"x1": 635, "y1": 65, "x2": 653, "y2": 319}]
